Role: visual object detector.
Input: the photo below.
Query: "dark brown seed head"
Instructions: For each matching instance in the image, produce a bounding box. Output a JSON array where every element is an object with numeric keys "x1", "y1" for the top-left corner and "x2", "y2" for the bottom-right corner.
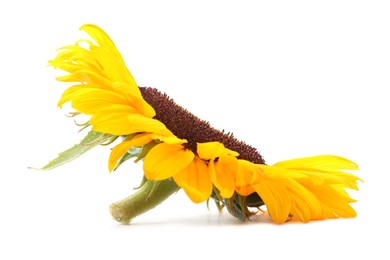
[{"x1": 139, "y1": 87, "x2": 265, "y2": 164}]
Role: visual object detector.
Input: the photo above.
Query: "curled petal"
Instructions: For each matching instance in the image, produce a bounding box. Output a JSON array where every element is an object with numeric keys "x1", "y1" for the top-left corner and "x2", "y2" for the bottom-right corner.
[
  {"x1": 235, "y1": 160, "x2": 262, "y2": 196},
  {"x1": 197, "y1": 141, "x2": 239, "y2": 160},
  {"x1": 90, "y1": 105, "x2": 172, "y2": 136},
  {"x1": 80, "y1": 25, "x2": 123, "y2": 61},
  {"x1": 252, "y1": 179, "x2": 292, "y2": 224},
  {"x1": 209, "y1": 155, "x2": 237, "y2": 198},
  {"x1": 144, "y1": 143, "x2": 194, "y2": 180},
  {"x1": 60, "y1": 86, "x2": 129, "y2": 115},
  {"x1": 55, "y1": 69, "x2": 113, "y2": 87},
  {"x1": 173, "y1": 157, "x2": 212, "y2": 203},
  {"x1": 80, "y1": 24, "x2": 138, "y2": 88},
  {"x1": 112, "y1": 82, "x2": 155, "y2": 118},
  {"x1": 150, "y1": 134, "x2": 187, "y2": 145}
]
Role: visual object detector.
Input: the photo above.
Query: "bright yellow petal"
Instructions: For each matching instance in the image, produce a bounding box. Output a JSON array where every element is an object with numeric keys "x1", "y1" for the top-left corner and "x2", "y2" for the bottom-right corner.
[
  {"x1": 112, "y1": 82, "x2": 156, "y2": 118},
  {"x1": 108, "y1": 133, "x2": 153, "y2": 171},
  {"x1": 173, "y1": 156, "x2": 212, "y2": 203},
  {"x1": 253, "y1": 172, "x2": 322, "y2": 224},
  {"x1": 59, "y1": 44, "x2": 102, "y2": 72},
  {"x1": 56, "y1": 69, "x2": 113, "y2": 86},
  {"x1": 50, "y1": 59, "x2": 85, "y2": 75},
  {"x1": 89, "y1": 45, "x2": 128, "y2": 83},
  {"x1": 252, "y1": 178, "x2": 292, "y2": 224},
  {"x1": 143, "y1": 143, "x2": 194, "y2": 180},
  {"x1": 304, "y1": 184, "x2": 357, "y2": 219},
  {"x1": 235, "y1": 185, "x2": 255, "y2": 196},
  {"x1": 209, "y1": 155, "x2": 236, "y2": 198},
  {"x1": 50, "y1": 44, "x2": 103, "y2": 74},
  {"x1": 80, "y1": 25, "x2": 124, "y2": 62},
  {"x1": 57, "y1": 84, "x2": 84, "y2": 108},
  {"x1": 150, "y1": 134, "x2": 187, "y2": 145},
  {"x1": 254, "y1": 166, "x2": 322, "y2": 223},
  {"x1": 197, "y1": 141, "x2": 239, "y2": 160},
  {"x1": 64, "y1": 87, "x2": 129, "y2": 115},
  {"x1": 269, "y1": 155, "x2": 362, "y2": 191},
  {"x1": 274, "y1": 155, "x2": 359, "y2": 171},
  {"x1": 235, "y1": 160, "x2": 262, "y2": 196},
  {"x1": 90, "y1": 105, "x2": 172, "y2": 136},
  {"x1": 80, "y1": 24, "x2": 138, "y2": 89}
]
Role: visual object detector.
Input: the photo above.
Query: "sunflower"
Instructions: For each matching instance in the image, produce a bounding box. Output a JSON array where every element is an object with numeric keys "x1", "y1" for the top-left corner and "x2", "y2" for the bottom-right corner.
[{"x1": 46, "y1": 24, "x2": 362, "y2": 224}]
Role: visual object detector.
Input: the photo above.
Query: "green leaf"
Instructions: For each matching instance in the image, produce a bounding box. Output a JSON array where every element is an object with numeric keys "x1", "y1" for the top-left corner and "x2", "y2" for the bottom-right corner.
[{"x1": 33, "y1": 131, "x2": 111, "y2": 170}]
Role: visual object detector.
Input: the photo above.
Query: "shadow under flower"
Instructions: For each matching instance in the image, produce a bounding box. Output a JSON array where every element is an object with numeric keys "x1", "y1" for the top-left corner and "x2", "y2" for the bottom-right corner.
[{"x1": 110, "y1": 210, "x2": 282, "y2": 227}]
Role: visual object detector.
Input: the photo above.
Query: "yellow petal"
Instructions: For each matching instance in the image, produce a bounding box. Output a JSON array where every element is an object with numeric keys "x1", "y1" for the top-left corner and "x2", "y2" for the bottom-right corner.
[
  {"x1": 270, "y1": 155, "x2": 362, "y2": 189},
  {"x1": 108, "y1": 133, "x2": 153, "y2": 172},
  {"x1": 80, "y1": 24, "x2": 123, "y2": 61},
  {"x1": 54, "y1": 44, "x2": 102, "y2": 72},
  {"x1": 197, "y1": 141, "x2": 239, "y2": 160},
  {"x1": 254, "y1": 167, "x2": 321, "y2": 223},
  {"x1": 209, "y1": 155, "x2": 236, "y2": 198},
  {"x1": 57, "y1": 84, "x2": 84, "y2": 108},
  {"x1": 56, "y1": 69, "x2": 113, "y2": 86},
  {"x1": 112, "y1": 82, "x2": 156, "y2": 118},
  {"x1": 90, "y1": 105, "x2": 172, "y2": 136},
  {"x1": 173, "y1": 156, "x2": 212, "y2": 203},
  {"x1": 150, "y1": 134, "x2": 187, "y2": 145},
  {"x1": 305, "y1": 184, "x2": 357, "y2": 219},
  {"x1": 144, "y1": 143, "x2": 194, "y2": 180},
  {"x1": 64, "y1": 87, "x2": 129, "y2": 115},
  {"x1": 252, "y1": 179, "x2": 291, "y2": 224},
  {"x1": 80, "y1": 24, "x2": 138, "y2": 89},
  {"x1": 50, "y1": 59, "x2": 85, "y2": 74},
  {"x1": 235, "y1": 185, "x2": 255, "y2": 196},
  {"x1": 235, "y1": 160, "x2": 262, "y2": 196},
  {"x1": 89, "y1": 45, "x2": 128, "y2": 83},
  {"x1": 274, "y1": 155, "x2": 359, "y2": 171}
]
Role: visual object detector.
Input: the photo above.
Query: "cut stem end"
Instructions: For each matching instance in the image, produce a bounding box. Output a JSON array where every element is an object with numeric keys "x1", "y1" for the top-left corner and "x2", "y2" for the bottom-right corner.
[{"x1": 109, "y1": 178, "x2": 179, "y2": 224}]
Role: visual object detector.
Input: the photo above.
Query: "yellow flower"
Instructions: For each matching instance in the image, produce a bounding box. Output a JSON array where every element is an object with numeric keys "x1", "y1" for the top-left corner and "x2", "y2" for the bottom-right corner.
[
  {"x1": 50, "y1": 24, "x2": 362, "y2": 224},
  {"x1": 253, "y1": 155, "x2": 361, "y2": 224}
]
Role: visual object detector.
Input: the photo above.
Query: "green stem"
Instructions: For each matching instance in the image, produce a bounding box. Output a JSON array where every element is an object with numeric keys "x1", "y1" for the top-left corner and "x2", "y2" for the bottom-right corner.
[{"x1": 109, "y1": 178, "x2": 179, "y2": 224}]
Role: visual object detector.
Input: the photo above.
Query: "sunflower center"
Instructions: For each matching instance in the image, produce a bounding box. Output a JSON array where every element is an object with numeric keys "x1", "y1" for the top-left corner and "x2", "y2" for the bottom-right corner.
[{"x1": 140, "y1": 87, "x2": 265, "y2": 164}]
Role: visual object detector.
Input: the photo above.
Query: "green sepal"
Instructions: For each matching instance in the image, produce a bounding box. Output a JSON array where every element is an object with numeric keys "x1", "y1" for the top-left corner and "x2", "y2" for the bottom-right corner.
[
  {"x1": 33, "y1": 131, "x2": 112, "y2": 170},
  {"x1": 208, "y1": 188, "x2": 225, "y2": 212},
  {"x1": 244, "y1": 192, "x2": 264, "y2": 208},
  {"x1": 133, "y1": 176, "x2": 148, "y2": 190},
  {"x1": 134, "y1": 141, "x2": 157, "y2": 163},
  {"x1": 224, "y1": 194, "x2": 247, "y2": 221},
  {"x1": 113, "y1": 146, "x2": 143, "y2": 171},
  {"x1": 221, "y1": 192, "x2": 262, "y2": 221}
]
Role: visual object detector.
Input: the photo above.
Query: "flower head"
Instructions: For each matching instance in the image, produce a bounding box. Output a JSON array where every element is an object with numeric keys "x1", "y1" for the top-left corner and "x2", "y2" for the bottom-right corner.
[{"x1": 46, "y1": 24, "x2": 362, "y2": 224}]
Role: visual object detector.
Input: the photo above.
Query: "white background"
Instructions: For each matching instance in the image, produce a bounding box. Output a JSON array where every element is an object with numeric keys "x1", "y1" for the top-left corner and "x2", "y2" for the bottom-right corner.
[{"x1": 1, "y1": 0, "x2": 389, "y2": 259}]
